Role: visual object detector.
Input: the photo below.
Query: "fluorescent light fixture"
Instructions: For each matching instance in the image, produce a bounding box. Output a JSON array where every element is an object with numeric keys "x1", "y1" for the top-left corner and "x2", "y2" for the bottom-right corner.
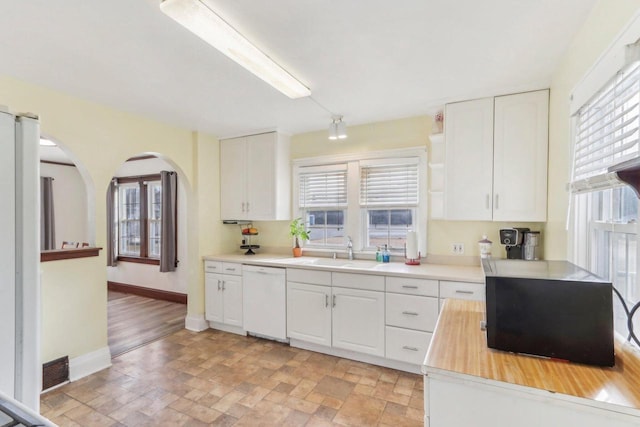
[
  {"x1": 329, "y1": 115, "x2": 347, "y2": 140},
  {"x1": 39, "y1": 138, "x2": 56, "y2": 146},
  {"x1": 160, "y1": 0, "x2": 311, "y2": 99}
]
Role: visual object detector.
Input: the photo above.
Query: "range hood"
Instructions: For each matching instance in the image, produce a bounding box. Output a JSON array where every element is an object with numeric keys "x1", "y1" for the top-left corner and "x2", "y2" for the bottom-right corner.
[{"x1": 609, "y1": 157, "x2": 640, "y2": 198}]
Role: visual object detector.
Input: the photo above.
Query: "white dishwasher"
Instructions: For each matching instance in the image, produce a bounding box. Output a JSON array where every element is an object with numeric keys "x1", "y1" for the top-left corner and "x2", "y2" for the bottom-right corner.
[{"x1": 242, "y1": 265, "x2": 287, "y2": 341}]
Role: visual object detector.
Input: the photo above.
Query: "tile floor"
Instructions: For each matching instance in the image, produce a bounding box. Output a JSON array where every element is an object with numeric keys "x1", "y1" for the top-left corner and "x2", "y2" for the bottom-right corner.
[{"x1": 41, "y1": 329, "x2": 424, "y2": 426}]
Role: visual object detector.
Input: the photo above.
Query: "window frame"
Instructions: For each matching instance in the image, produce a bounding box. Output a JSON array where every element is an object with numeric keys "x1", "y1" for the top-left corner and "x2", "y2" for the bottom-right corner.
[
  {"x1": 116, "y1": 174, "x2": 162, "y2": 265},
  {"x1": 292, "y1": 147, "x2": 427, "y2": 255}
]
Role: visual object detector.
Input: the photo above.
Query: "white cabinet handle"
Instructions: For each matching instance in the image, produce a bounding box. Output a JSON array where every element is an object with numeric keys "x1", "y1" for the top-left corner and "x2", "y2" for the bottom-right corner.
[
  {"x1": 495, "y1": 194, "x2": 499, "y2": 209},
  {"x1": 332, "y1": 295, "x2": 336, "y2": 307},
  {"x1": 241, "y1": 202, "x2": 245, "y2": 212},
  {"x1": 402, "y1": 311, "x2": 419, "y2": 316},
  {"x1": 222, "y1": 280, "x2": 226, "y2": 291},
  {"x1": 486, "y1": 194, "x2": 490, "y2": 209},
  {"x1": 246, "y1": 202, "x2": 250, "y2": 212},
  {"x1": 225, "y1": 268, "x2": 236, "y2": 272},
  {"x1": 455, "y1": 290, "x2": 474, "y2": 295},
  {"x1": 325, "y1": 294, "x2": 329, "y2": 308},
  {"x1": 217, "y1": 279, "x2": 221, "y2": 291},
  {"x1": 402, "y1": 285, "x2": 418, "y2": 289},
  {"x1": 403, "y1": 346, "x2": 419, "y2": 351}
]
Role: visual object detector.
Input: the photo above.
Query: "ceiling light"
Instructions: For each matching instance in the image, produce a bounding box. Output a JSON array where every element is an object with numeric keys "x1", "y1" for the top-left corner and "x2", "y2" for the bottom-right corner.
[
  {"x1": 39, "y1": 138, "x2": 56, "y2": 146},
  {"x1": 160, "y1": 0, "x2": 311, "y2": 99},
  {"x1": 329, "y1": 115, "x2": 347, "y2": 140}
]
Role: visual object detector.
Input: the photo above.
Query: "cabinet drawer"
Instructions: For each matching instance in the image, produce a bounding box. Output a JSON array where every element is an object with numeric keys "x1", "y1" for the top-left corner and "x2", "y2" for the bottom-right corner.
[
  {"x1": 332, "y1": 272, "x2": 384, "y2": 292},
  {"x1": 385, "y1": 326, "x2": 432, "y2": 365},
  {"x1": 222, "y1": 262, "x2": 243, "y2": 276},
  {"x1": 386, "y1": 293, "x2": 438, "y2": 332},
  {"x1": 286, "y1": 268, "x2": 331, "y2": 286},
  {"x1": 439, "y1": 281, "x2": 485, "y2": 301},
  {"x1": 386, "y1": 276, "x2": 438, "y2": 297},
  {"x1": 204, "y1": 260, "x2": 222, "y2": 273}
]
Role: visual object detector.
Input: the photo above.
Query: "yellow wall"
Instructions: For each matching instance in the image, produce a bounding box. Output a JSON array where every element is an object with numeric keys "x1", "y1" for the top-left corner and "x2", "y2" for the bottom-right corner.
[
  {"x1": 0, "y1": 75, "x2": 225, "y2": 362},
  {"x1": 253, "y1": 116, "x2": 543, "y2": 258},
  {"x1": 546, "y1": 0, "x2": 640, "y2": 260}
]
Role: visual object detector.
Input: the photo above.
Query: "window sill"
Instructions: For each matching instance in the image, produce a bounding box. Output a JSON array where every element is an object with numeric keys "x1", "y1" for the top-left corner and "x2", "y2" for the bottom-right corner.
[
  {"x1": 117, "y1": 256, "x2": 160, "y2": 266},
  {"x1": 41, "y1": 247, "x2": 102, "y2": 262}
]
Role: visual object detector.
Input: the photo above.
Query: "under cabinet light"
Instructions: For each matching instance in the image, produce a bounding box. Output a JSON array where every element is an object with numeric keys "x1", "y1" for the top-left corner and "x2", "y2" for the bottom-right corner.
[{"x1": 160, "y1": 0, "x2": 311, "y2": 99}]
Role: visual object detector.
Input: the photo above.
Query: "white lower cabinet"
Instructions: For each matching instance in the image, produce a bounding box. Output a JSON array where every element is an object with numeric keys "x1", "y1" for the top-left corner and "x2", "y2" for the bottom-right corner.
[
  {"x1": 386, "y1": 326, "x2": 432, "y2": 365},
  {"x1": 287, "y1": 281, "x2": 332, "y2": 346},
  {"x1": 332, "y1": 286, "x2": 385, "y2": 357},
  {"x1": 205, "y1": 273, "x2": 243, "y2": 327}
]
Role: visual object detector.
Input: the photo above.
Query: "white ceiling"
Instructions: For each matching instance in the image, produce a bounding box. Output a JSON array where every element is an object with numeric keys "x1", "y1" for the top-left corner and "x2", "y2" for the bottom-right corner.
[{"x1": 0, "y1": 0, "x2": 596, "y2": 139}]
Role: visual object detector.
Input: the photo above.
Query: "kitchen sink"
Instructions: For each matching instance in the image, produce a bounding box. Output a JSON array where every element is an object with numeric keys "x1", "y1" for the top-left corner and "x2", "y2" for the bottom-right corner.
[{"x1": 278, "y1": 257, "x2": 380, "y2": 269}]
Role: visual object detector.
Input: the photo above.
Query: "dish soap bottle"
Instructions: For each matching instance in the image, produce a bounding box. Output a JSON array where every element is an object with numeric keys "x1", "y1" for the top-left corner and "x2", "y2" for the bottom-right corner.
[
  {"x1": 382, "y1": 244, "x2": 390, "y2": 263},
  {"x1": 375, "y1": 247, "x2": 382, "y2": 262}
]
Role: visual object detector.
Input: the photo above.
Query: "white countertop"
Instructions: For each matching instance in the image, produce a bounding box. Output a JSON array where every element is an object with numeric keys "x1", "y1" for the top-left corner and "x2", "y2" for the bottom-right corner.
[{"x1": 203, "y1": 253, "x2": 484, "y2": 283}]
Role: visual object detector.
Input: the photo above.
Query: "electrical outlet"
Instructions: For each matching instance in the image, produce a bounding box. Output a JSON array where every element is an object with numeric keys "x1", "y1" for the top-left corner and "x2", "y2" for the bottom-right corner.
[{"x1": 452, "y1": 243, "x2": 465, "y2": 255}]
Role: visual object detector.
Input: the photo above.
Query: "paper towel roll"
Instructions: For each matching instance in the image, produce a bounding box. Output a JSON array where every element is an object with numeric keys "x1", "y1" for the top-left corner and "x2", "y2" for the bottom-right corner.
[{"x1": 406, "y1": 231, "x2": 419, "y2": 259}]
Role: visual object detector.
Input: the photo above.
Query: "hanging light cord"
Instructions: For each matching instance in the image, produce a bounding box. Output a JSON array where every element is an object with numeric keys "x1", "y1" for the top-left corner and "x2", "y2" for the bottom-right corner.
[{"x1": 309, "y1": 96, "x2": 336, "y2": 117}]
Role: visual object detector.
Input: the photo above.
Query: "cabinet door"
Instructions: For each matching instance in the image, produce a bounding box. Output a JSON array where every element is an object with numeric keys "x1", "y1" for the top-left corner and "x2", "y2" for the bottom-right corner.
[
  {"x1": 222, "y1": 275, "x2": 243, "y2": 327},
  {"x1": 204, "y1": 273, "x2": 224, "y2": 323},
  {"x1": 287, "y1": 282, "x2": 332, "y2": 346},
  {"x1": 220, "y1": 137, "x2": 247, "y2": 220},
  {"x1": 493, "y1": 90, "x2": 549, "y2": 221},
  {"x1": 444, "y1": 98, "x2": 494, "y2": 220},
  {"x1": 332, "y1": 287, "x2": 385, "y2": 357},
  {"x1": 246, "y1": 133, "x2": 276, "y2": 220}
]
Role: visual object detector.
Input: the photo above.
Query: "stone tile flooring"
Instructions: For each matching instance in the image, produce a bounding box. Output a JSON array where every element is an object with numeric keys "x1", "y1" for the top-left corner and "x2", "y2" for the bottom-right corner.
[{"x1": 41, "y1": 329, "x2": 424, "y2": 426}]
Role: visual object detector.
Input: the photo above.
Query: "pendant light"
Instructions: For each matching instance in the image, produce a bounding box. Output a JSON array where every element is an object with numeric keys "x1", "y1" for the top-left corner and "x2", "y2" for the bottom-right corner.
[{"x1": 329, "y1": 115, "x2": 347, "y2": 140}]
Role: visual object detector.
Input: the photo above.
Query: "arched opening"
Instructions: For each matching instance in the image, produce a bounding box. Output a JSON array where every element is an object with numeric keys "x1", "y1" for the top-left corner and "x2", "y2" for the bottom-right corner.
[{"x1": 105, "y1": 153, "x2": 191, "y2": 357}]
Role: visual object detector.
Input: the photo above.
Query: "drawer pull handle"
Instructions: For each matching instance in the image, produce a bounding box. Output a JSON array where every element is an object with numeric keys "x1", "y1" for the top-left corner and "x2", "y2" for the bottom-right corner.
[
  {"x1": 402, "y1": 311, "x2": 419, "y2": 316},
  {"x1": 403, "y1": 346, "x2": 419, "y2": 351},
  {"x1": 217, "y1": 279, "x2": 221, "y2": 291},
  {"x1": 332, "y1": 295, "x2": 336, "y2": 308},
  {"x1": 225, "y1": 268, "x2": 236, "y2": 271},
  {"x1": 402, "y1": 285, "x2": 418, "y2": 289},
  {"x1": 325, "y1": 294, "x2": 329, "y2": 308},
  {"x1": 455, "y1": 290, "x2": 474, "y2": 295}
]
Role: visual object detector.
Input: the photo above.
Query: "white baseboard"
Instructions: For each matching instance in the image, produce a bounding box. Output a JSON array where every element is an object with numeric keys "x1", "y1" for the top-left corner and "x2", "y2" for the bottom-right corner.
[
  {"x1": 184, "y1": 314, "x2": 208, "y2": 332},
  {"x1": 69, "y1": 346, "x2": 112, "y2": 382},
  {"x1": 290, "y1": 339, "x2": 421, "y2": 374},
  {"x1": 208, "y1": 321, "x2": 246, "y2": 336}
]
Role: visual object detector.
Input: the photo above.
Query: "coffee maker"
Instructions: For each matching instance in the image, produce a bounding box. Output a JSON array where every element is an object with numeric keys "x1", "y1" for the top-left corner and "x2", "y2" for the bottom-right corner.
[
  {"x1": 499, "y1": 228, "x2": 541, "y2": 260},
  {"x1": 499, "y1": 228, "x2": 528, "y2": 259}
]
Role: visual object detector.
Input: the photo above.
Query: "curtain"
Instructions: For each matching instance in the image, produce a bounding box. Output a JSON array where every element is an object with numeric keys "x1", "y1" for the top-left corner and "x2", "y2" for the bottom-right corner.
[
  {"x1": 106, "y1": 179, "x2": 117, "y2": 267},
  {"x1": 40, "y1": 177, "x2": 56, "y2": 250},
  {"x1": 160, "y1": 171, "x2": 178, "y2": 272}
]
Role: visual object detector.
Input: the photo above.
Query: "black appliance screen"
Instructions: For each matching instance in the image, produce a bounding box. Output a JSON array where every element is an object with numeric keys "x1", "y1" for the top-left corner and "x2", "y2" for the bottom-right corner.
[{"x1": 486, "y1": 277, "x2": 614, "y2": 366}]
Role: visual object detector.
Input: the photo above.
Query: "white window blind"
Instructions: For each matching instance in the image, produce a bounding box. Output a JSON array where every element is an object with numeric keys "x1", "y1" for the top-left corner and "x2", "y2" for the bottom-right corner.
[
  {"x1": 571, "y1": 61, "x2": 640, "y2": 193},
  {"x1": 360, "y1": 159, "x2": 419, "y2": 206},
  {"x1": 298, "y1": 164, "x2": 347, "y2": 208}
]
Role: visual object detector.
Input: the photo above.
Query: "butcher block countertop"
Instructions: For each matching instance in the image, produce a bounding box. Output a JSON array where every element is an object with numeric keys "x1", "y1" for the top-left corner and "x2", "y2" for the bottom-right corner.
[
  {"x1": 203, "y1": 253, "x2": 484, "y2": 283},
  {"x1": 424, "y1": 299, "x2": 640, "y2": 414}
]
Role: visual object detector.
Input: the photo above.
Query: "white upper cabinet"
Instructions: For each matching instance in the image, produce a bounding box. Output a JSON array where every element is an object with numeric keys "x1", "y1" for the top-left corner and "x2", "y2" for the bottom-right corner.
[
  {"x1": 444, "y1": 90, "x2": 549, "y2": 222},
  {"x1": 444, "y1": 97, "x2": 494, "y2": 220},
  {"x1": 220, "y1": 132, "x2": 291, "y2": 221},
  {"x1": 493, "y1": 90, "x2": 549, "y2": 221}
]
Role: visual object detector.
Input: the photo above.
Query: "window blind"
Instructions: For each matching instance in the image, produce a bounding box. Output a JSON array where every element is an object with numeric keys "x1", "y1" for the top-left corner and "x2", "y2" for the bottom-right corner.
[
  {"x1": 571, "y1": 61, "x2": 640, "y2": 193},
  {"x1": 360, "y1": 159, "x2": 419, "y2": 206},
  {"x1": 298, "y1": 164, "x2": 347, "y2": 208}
]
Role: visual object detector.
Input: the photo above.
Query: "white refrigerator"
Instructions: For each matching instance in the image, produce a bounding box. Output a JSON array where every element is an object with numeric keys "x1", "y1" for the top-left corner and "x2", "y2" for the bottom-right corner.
[{"x1": 0, "y1": 107, "x2": 41, "y2": 412}]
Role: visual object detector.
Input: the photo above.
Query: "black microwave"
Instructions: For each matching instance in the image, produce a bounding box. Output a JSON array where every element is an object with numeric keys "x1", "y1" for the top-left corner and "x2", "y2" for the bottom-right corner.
[{"x1": 482, "y1": 259, "x2": 614, "y2": 367}]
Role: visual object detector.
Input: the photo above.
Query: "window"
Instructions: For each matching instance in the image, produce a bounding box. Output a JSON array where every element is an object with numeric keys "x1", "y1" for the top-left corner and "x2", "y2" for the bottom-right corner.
[
  {"x1": 360, "y1": 159, "x2": 418, "y2": 251},
  {"x1": 298, "y1": 164, "x2": 347, "y2": 246},
  {"x1": 116, "y1": 175, "x2": 162, "y2": 263},
  {"x1": 570, "y1": 59, "x2": 640, "y2": 343},
  {"x1": 294, "y1": 148, "x2": 427, "y2": 253}
]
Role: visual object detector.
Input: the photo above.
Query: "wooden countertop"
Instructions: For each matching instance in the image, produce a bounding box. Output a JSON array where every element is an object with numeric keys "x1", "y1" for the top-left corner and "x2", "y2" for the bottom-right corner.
[
  {"x1": 203, "y1": 253, "x2": 484, "y2": 283},
  {"x1": 424, "y1": 299, "x2": 640, "y2": 412}
]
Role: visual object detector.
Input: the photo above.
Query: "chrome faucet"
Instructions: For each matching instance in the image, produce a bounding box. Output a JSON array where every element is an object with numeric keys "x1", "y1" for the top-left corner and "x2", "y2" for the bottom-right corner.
[{"x1": 346, "y1": 236, "x2": 354, "y2": 260}]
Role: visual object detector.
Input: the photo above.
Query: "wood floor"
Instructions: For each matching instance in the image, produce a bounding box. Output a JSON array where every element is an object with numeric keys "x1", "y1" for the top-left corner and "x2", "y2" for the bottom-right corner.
[
  {"x1": 108, "y1": 291, "x2": 187, "y2": 357},
  {"x1": 42, "y1": 329, "x2": 423, "y2": 426}
]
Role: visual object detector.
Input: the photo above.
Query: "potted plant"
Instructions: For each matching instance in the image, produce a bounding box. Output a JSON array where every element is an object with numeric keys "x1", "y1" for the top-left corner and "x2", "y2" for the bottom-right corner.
[{"x1": 289, "y1": 217, "x2": 310, "y2": 257}]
